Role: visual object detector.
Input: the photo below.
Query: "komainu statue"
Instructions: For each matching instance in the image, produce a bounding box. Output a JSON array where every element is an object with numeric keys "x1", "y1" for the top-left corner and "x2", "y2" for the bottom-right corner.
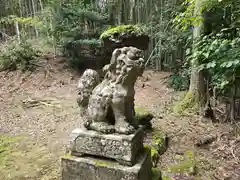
[
  {"x1": 77, "y1": 46, "x2": 144, "y2": 135},
  {"x1": 77, "y1": 69, "x2": 100, "y2": 115}
]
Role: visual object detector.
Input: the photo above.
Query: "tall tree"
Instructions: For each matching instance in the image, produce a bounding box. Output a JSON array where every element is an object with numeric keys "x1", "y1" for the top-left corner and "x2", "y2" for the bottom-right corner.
[
  {"x1": 188, "y1": 0, "x2": 206, "y2": 113},
  {"x1": 173, "y1": 0, "x2": 208, "y2": 115}
]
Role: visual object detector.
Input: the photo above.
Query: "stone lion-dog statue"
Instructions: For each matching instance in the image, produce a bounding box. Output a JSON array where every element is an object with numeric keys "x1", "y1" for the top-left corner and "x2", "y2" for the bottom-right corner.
[{"x1": 77, "y1": 46, "x2": 144, "y2": 135}]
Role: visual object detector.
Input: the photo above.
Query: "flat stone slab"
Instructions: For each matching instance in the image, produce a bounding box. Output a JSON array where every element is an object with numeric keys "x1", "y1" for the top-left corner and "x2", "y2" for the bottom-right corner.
[
  {"x1": 68, "y1": 127, "x2": 144, "y2": 166},
  {"x1": 61, "y1": 148, "x2": 152, "y2": 180}
]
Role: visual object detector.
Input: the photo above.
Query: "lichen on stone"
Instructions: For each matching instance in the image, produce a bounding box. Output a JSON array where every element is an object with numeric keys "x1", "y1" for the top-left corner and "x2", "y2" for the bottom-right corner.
[
  {"x1": 61, "y1": 153, "x2": 72, "y2": 159},
  {"x1": 100, "y1": 25, "x2": 145, "y2": 39},
  {"x1": 94, "y1": 159, "x2": 115, "y2": 167}
]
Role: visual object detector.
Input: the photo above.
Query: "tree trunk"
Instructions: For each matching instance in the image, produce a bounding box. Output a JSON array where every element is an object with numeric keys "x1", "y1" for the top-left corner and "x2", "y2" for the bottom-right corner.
[
  {"x1": 175, "y1": 0, "x2": 207, "y2": 115},
  {"x1": 188, "y1": 0, "x2": 207, "y2": 113}
]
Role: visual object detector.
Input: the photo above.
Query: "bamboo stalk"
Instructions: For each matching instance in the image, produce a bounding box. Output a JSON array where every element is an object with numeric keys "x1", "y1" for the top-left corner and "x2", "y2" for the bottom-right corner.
[
  {"x1": 31, "y1": 0, "x2": 39, "y2": 37},
  {"x1": 14, "y1": 21, "x2": 20, "y2": 42}
]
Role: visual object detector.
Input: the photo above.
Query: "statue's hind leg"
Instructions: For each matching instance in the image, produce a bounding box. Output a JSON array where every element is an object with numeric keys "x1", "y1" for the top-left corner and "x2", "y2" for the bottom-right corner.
[{"x1": 124, "y1": 96, "x2": 138, "y2": 128}]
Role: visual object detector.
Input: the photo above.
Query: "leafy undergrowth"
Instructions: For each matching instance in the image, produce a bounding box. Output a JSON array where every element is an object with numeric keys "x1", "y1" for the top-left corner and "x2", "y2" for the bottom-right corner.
[{"x1": 0, "y1": 134, "x2": 60, "y2": 180}]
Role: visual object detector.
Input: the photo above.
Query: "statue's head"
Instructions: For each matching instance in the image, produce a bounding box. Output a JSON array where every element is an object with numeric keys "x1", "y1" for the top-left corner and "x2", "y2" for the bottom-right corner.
[
  {"x1": 104, "y1": 47, "x2": 144, "y2": 84},
  {"x1": 122, "y1": 46, "x2": 144, "y2": 76}
]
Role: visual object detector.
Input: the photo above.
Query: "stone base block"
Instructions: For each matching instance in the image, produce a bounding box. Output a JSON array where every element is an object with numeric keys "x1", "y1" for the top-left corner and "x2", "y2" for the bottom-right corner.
[
  {"x1": 61, "y1": 148, "x2": 152, "y2": 180},
  {"x1": 68, "y1": 127, "x2": 144, "y2": 166}
]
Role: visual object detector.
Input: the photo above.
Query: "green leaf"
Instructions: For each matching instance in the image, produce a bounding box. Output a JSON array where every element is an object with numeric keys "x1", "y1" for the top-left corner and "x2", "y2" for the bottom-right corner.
[
  {"x1": 206, "y1": 61, "x2": 216, "y2": 68},
  {"x1": 203, "y1": 52, "x2": 210, "y2": 59},
  {"x1": 186, "y1": 48, "x2": 191, "y2": 55}
]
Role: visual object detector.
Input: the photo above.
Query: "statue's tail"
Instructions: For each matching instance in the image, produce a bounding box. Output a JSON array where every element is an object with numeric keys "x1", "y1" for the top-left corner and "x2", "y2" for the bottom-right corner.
[{"x1": 77, "y1": 69, "x2": 100, "y2": 109}]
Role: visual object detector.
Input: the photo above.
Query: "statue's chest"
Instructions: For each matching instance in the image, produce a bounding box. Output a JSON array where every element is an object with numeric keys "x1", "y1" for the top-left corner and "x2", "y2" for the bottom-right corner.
[
  {"x1": 95, "y1": 83, "x2": 134, "y2": 99},
  {"x1": 112, "y1": 85, "x2": 134, "y2": 98}
]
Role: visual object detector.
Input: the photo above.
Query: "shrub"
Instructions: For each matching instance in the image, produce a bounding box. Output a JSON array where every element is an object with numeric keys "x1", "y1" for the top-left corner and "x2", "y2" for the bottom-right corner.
[
  {"x1": 0, "y1": 39, "x2": 42, "y2": 71},
  {"x1": 167, "y1": 73, "x2": 189, "y2": 91},
  {"x1": 63, "y1": 38, "x2": 104, "y2": 70}
]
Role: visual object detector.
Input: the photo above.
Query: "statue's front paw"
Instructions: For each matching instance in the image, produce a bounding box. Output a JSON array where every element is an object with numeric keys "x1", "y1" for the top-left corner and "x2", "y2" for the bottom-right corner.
[
  {"x1": 115, "y1": 124, "x2": 136, "y2": 135},
  {"x1": 85, "y1": 121, "x2": 115, "y2": 134},
  {"x1": 103, "y1": 125, "x2": 115, "y2": 134},
  {"x1": 84, "y1": 120, "x2": 92, "y2": 129}
]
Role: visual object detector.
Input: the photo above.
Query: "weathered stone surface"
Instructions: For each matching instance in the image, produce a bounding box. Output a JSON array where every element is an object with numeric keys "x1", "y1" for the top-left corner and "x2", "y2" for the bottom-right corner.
[
  {"x1": 77, "y1": 47, "x2": 145, "y2": 135},
  {"x1": 69, "y1": 127, "x2": 144, "y2": 166},
  {"x1": 77, "y1": 69, "x2": 100, "y2": 116},
  {"x1": 61, "y1": 148, "x2": 152, "y2": 180}
]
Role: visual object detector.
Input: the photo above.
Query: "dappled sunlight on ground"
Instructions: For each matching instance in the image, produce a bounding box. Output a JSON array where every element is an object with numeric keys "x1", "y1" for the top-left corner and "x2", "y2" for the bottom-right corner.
[{"x1": 0, "y1": 58, "x2": 239, "y2": 179}]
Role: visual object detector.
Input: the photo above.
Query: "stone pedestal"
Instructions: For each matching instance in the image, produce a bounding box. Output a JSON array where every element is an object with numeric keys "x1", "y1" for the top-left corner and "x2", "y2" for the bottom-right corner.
[
  {"x1": 62, "y1": 127, "x2": 152, "y2": 180},
  {"x1": 68, "y1": 127, "x2": 144, "y2": 166},
  {"x1": 62, "y1": 148, "x2": 152, "y2": 180}
]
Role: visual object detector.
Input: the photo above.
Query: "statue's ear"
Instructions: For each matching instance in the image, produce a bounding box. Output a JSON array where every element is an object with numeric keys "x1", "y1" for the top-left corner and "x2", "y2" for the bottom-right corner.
[
  {"x1": 112, "y1": 49, "x2": 121, "y2": 59},
  {"x1": 122, "y1": 47, "x2": 129, "y2": 54}
]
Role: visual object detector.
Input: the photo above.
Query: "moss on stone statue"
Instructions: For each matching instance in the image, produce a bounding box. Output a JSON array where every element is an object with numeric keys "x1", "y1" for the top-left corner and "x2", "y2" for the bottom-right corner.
[
  {"x1": 152, "y1": 137, "x2": 165, "y2": 155},
  {"x1": 144, "y1": 144, "x2": 158, "y2": 159},
  {"x1": 61, "y1": 153, "x2": 72, "y2": 159},
  {"x1": 94, "y1": 159, "x2": 115, "y2": 167},
  {"x1": 143, "y1": 129, "x2": 168, "y2": 168},
  {"x1": 152, "y1": 130, "x2": 168, "y2": 156},
  {"x1": 100, "y1": 25, "x2": 145, "y2": 39}
]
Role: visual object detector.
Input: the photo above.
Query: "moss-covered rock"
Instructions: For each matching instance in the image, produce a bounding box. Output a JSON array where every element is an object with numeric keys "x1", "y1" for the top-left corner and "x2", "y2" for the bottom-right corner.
[
  {"x1": 144, "y1": 130, "x2": 168, "y2": 168},
  {"x1": 152, "y1": 132, "x2": 168, "y2": 156},
  {"x1": 100, "y1": 25, "x2": 145, "y2": 39},
  {"x1": 100, "y1": 25, "x2": 149, "y2": 51},
  {"x1": 144, "y1": 144, "x2": 159, "y2": 167}
]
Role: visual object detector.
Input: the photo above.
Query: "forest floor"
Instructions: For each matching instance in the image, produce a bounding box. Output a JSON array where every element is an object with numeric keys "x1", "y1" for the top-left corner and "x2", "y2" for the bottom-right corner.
[{"x1": 0, "y1": 54, "x2": 240, "y2": 180}]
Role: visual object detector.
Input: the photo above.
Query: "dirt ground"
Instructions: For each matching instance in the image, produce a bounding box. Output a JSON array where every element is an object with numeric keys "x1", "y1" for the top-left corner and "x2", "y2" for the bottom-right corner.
[{"x1": 0, "y1": 55, "x2": 239, "y2": 180}]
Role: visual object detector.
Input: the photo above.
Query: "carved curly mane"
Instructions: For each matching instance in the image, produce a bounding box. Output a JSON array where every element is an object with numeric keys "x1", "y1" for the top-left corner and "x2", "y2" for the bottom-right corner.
[{"x1": 103, "y1": 47, "x2": 144, "y2": 85}]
